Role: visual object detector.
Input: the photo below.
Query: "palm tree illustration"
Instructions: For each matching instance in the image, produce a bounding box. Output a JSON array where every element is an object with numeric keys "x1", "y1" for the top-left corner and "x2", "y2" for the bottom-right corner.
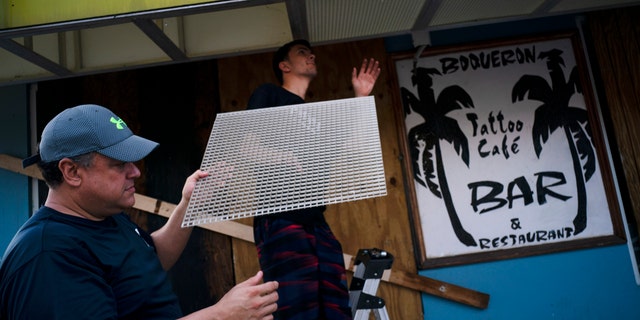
[
  {"x1": 401, "y1": 66, "x2": 477, "y2": 247},
  {"x1": 511, "y1": 48, "x2": 595, "y2": 235}
]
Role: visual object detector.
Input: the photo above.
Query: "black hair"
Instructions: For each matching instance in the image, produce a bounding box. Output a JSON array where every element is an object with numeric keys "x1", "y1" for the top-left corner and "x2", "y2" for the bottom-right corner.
[
  {"x1": 38, "y1": 152, "x2": 95, "y2": 188},
  {"x1": 272, "y1": 39, "x2": 312, "y2": 84}
]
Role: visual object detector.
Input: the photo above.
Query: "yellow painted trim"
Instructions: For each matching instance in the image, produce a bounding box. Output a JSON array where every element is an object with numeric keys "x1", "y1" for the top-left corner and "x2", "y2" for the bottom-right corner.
[{"x1": 2, "y1": 0, "x2": 223, "y2": 28}]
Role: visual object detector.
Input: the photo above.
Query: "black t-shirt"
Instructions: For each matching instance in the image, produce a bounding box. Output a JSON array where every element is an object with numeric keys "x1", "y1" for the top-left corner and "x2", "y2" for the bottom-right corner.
[
  {"x1": 247, "y1": 83, "x2": 326, "y2": 225},
  {"x1": 0, "y1": 207, "x2": 182, "y2": 319}
]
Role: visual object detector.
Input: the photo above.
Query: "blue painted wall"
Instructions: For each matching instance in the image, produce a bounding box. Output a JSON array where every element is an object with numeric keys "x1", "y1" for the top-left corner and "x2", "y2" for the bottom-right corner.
[
  {"x1": 421, "y1": 245, "x2": 639, "y2": 319},
  {"x1": 0, "y1": 84, "x2": 30, "y2": 251}
]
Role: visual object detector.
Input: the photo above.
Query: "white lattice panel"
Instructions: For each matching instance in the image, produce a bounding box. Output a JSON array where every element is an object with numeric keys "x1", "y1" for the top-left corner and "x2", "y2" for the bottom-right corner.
[{"x1": 182, "y1": 96, "x2": 386, "y2": 226}]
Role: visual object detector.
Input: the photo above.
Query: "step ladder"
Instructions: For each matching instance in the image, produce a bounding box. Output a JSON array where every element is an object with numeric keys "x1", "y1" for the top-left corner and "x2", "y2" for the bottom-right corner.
[{"x1": 349, "y1": 248, "x2": 393, "y2": 320}]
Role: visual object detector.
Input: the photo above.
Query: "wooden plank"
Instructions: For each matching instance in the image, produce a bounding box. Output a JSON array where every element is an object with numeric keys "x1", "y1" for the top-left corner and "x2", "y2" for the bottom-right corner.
[
  {"x1": 133, "y1": 193, "x2": 254, "y2": 242},
  {"x1": 0, "y1": 154, "x2": 43, "y2": 179},
  {"x1": 341, "y1": 253, "x2": 489, "y2": 309},
  {"x1": 588, "y1": 8, "x2": 640, "y2": 242},
  {"x1": 0, "y1": 153, "x2": 490, "y2": 309}
]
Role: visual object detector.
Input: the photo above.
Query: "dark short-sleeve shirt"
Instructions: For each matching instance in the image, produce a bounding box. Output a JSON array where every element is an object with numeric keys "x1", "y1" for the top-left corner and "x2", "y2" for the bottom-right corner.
[
  {"x1": 247, "y1": 83, "x2": 327, "y2": 226},
  {"x1": 0, "y1": 207, "x2": 182, "y2": 319}
]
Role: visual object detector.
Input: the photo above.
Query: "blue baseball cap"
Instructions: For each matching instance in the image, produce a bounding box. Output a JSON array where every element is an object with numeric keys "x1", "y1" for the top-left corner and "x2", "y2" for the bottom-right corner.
[{"x1": 23, "y1": 104, "x2": 159, "y2": 167}]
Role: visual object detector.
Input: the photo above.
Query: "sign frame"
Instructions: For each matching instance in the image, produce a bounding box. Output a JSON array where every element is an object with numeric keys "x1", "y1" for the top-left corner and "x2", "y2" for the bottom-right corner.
[{"x1": 390, "y1": 31, "x2": 626, "y2": 269}]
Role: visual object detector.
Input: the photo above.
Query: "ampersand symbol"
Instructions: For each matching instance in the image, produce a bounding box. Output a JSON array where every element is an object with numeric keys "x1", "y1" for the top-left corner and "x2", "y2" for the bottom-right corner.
[{"x1": 511, "y1": 218, "x2": 522, "y2": 230}]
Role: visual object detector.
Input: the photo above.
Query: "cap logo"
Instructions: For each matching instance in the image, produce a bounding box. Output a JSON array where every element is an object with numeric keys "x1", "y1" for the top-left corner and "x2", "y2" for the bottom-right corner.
[{"x1": 110, "y1": 117, "x2": 127, "y2": 130}]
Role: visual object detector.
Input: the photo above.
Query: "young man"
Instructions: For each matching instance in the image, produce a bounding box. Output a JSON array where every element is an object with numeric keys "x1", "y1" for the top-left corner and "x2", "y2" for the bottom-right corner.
[
  {"x1": 247, "y1": 39, "x2": 381, "y2": 319},
  {"x1": 0, "y1": 104, "x2": 279, "y2": 319}
]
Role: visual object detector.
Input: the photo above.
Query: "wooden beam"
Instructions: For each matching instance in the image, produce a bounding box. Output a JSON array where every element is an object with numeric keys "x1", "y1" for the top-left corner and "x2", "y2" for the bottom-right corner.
[
  {"x1": 0, "y1": 38, "x2": 73, "y2": 76},
  {"x1": 0, "y1": 153, "x2": 489, "y2": 309},
  {"x1": 133, "y1": 18, "x2": 188, "y2": 61},
  {"x1": 285, "y1": 0, "x2": 308, "y2": 40}
]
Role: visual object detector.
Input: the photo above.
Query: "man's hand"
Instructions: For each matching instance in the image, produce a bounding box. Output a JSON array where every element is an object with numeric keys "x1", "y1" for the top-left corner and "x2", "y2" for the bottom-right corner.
[
  {"x1": 179, "y1": 271, "x2": 278, "y2": 320},
  {"x1": 182, "y1": 169, "x2": 208, "y2": 202},
  {"x1": 182, "y1": 163, "x2": 234, "y2": 202},
  {"x1": 213, "y1": 271, "x2": 279, "y2": 320},
  {"x1": 352, "y1": 58, "x2": 381, "y2": 97}
]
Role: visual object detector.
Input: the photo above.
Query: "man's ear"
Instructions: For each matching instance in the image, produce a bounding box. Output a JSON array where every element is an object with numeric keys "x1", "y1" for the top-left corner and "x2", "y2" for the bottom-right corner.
[
  {"x1": 279, "y1": 60, "x2": 291, "y2": 73},
  {"x1": 58, "y1": 158, "x2": 82, "y2": 187}
]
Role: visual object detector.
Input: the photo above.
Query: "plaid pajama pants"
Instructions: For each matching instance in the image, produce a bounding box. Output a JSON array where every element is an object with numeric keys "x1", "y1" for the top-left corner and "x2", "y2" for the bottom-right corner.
[{"x1": 254, "y1": 217, "x2": 352, "y2": 320}]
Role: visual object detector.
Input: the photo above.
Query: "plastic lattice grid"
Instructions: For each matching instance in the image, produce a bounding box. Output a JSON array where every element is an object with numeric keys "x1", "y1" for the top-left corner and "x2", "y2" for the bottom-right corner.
[{"x1": 182, "y1": 96, "x2": 386, "y2": 227}]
